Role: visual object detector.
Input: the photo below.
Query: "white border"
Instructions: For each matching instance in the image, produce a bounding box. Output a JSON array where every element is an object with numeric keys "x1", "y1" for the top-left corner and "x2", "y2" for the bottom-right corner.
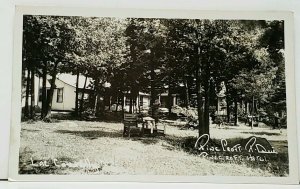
[
  {"x1": 8, "y1": 6, "x2": 299, "y2": 184},
  {"x1": 0, "y1": 1, "x2": 14, "y2": 179}
]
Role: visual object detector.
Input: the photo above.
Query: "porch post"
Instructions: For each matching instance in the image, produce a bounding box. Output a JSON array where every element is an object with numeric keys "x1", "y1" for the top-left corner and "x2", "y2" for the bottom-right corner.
[{"x1": 173, "y1": 96, "x2": 176, "y2": 106}]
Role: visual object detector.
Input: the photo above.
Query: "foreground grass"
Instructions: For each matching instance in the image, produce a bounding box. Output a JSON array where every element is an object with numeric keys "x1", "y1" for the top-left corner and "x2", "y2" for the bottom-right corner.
[{"x1": 19, "y1": 120, "x2": 288, "y2": 176}]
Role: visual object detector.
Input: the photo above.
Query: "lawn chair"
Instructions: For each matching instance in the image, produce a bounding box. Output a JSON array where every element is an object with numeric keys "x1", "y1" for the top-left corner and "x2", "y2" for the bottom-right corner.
[{"x1": 123, "y1": 113, "x2": 141, "y2": 137}]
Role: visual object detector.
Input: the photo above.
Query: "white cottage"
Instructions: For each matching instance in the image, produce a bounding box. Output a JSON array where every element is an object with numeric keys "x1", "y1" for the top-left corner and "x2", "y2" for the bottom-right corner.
[{"x1": 22, "y1": 73, "x2": 92, "y2": 112}]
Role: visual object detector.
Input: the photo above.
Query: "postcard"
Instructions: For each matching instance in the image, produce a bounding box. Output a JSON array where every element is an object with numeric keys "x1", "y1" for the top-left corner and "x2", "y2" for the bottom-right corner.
[{"x1": 9, "y1": 6, "x2": 298, "y2": 184}]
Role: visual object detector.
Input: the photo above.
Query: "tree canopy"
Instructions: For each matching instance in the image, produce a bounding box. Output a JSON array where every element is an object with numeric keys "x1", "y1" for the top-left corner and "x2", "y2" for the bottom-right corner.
[{"x1": 22, "y1": 15, "x2": 286, "y2": 135}]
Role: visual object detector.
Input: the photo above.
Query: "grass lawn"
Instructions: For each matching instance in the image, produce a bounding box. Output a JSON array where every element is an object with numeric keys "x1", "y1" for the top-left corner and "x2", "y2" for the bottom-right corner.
[{"x1": 19, "y1": 120, "x2": 288, "y2": 176}]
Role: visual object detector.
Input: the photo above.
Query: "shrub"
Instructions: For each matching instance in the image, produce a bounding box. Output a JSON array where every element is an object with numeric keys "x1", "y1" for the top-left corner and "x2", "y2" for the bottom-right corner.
[{"x1": 171, "y1": 105, "x2": 198, "y2": 119}]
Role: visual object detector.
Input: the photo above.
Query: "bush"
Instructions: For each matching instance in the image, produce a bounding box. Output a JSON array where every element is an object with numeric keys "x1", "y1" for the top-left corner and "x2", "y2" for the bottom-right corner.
[
  {"x1": 214, "y1": 115, "x2": 226, "y2": 124},
  {"x1": 171, "y1": 105, "x2": 198, "y2": 119},
  {"x1": 21, "y1": 105, "x2": 41, "y2": 121},
  {"x1": 81, "y1": 108, "x2": 95, "y2": 119}
]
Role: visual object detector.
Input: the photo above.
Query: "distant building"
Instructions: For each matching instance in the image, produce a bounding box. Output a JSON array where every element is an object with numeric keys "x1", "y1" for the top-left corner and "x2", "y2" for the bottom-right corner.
[
  {"x1": 112, "y1": 92, "x2": 179, "y2": 113},
  {"x1": 216, "y1": 81, "x2": 227, "y2": 116}
]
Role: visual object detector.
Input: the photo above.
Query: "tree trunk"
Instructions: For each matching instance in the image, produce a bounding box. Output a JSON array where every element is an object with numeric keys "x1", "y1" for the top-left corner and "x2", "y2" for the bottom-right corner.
[
  {"x1": 44, "y1": 63, "x2": 59, "y2": 119},
  {"x1": 41, "y1": 64, "x2": 47, "y2": 119},
  {"x1": 24, "y1": 68, "x2": 31, "y2": 118},
  {"x1": 226, "y1": 99, "x2": 230, "y2": 123},
  {"x1": 203, "y1": 80, "x2": 210, "y2": 135},
  {"x1": 150, "y1": 52, "x2": 156, "y2": 119},
  {"x1": 226, "y1": 96, "x2": 230, "y2": 123},
  {"x1": 129, "y1": 95, "x2": 133, "y2": 113},
  {"x1": 30, "y1": 67, "x2": 35, "y2": 119},
  {"x1": 93, "y1": 95, "x2": 98, "y2": 116},
  {"x1": 168, "y1": 79, "x2": 172, "y2": 118},
  {"x1": 194, "y1": 28, "x2": 206, "y2": 137},
  {"x1": 93, "y1": 78, "x2": 99, "y2": 116},
  {"x1": 184, "y1": 78, "x2": 190, "y2": 108},
  {"x1": 196, "y1": 67, "x2": 204, "y2": 137},
  {"x1": 251, "y1": 96, "x2": 255, "y2": 129},
  {"x1": 115, "y1": 96, "x2": 119, "y2": 112},
  {"x1": 21, "y1": 66, "x2": 26, "y2": 105},
  {"x1": 234, "y1": 97, "x2": 238, "y2": 126},
  {"x1": 75, "y1": 70, "x2": 79, "y2": 116},
  {"x1": 100, "y1": 89, "x2": 106, "y2": 114},
  {"x1": 244, "y1": 101, "x2": 248, "y2": 125},
  {"x1": 97, "y1": 94, "x2": 104, "y2": 116},
  {"x1": 150, "y1": 69, "x2": 155, "y2": 117},
  {"x1": 195, "y1": 51, "x2": 205, "y2": 136},
  {"x1": 252, "y1": 96, "x2": 255, "y2": 115},
  {"x1": 138, "y1": 95, "x2": 141, "y2": 113},
  {"x1": 79, "y1": 75, "x2": 88, "y2": 117},
  {"x1": 133, "y1": 98, "x2": 135, "y2": 113},
  {"x1": 109, "y1": 96, "x2": 112, "y2": 111},
  {"x1": 121, "y1": 93, "x2": 125, "y2": 113},
  {"x1": 255, "y1": 99, "x2": 258, "y2": 114}
]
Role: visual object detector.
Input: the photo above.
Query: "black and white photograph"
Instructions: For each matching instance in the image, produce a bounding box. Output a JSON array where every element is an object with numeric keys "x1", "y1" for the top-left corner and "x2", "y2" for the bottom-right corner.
[{"x1": 8, "y1": 7, "x2": 298, "y2": 183}]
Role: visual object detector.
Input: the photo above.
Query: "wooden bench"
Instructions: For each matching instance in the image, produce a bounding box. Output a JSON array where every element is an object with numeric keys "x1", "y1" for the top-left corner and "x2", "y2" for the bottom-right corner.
[{"x1": 123, "y1": 113, "x2": 142, "y2": 137}]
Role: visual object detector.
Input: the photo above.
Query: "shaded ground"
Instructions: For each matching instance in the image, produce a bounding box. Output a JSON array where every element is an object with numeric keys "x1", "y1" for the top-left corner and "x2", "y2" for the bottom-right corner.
[{"x1": 19, "y1": 120, "x2": 288, "y2": 176}]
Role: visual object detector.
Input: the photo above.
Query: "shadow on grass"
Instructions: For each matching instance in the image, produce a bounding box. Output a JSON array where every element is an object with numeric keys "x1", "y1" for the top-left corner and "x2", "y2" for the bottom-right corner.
[
  {"x1": 162, "y1": 135, "x2": 289, "y2": 177},
  {"x1": 52, "y1": 125, "x2": 288, "y2": 177},
  {"x1": 240, "y1": 131, "x2": 282, "y2": 136},
  {"x1": 50, "y1": 112, "x2": 76, "y2": 120},
  {"x1": 55, "y1": 129, "x2": 123, "y2": 139},
  {"x1": 131, "y1": 137, "x2": 160, "y2": 145},
  {"x1": 22, "y1": 129, "x2": 42, "y2": 132}
]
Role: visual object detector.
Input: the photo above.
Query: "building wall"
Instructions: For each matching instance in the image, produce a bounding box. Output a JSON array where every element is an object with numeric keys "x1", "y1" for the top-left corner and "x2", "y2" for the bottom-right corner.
[
  {"x1": 122, "y1": 95, "x2": 150, "y2": 112},
  {"x1": 36, "y1": 78, "x2": 76, "y2": 111},
  {"x1": 140, "y1": 95, "x2": 150, "y2": 110},
  {"x1": 50, "y1": 79, "x2": 76, "y2": 111}
]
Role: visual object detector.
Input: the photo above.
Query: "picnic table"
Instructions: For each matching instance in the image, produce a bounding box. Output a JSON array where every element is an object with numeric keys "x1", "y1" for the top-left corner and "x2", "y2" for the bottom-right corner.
[
  {"x1": 123, "y1": 114, "x2": 166, "y2": 137},
  {"x1": 142, "y1": 117, "x2": 156, "y2": 134}
]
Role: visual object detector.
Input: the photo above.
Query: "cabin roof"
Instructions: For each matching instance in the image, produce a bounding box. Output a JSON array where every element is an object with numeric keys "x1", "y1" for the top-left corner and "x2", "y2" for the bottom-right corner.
[{"x1": 57, "y1": 73, "x2": 93, "y2": 89}]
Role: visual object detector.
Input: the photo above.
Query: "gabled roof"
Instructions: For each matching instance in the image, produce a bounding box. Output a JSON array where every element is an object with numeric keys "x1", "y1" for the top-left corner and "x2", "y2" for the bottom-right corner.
[{"x1": 57, "y1": 73, "x2": 93, "y2": 89}]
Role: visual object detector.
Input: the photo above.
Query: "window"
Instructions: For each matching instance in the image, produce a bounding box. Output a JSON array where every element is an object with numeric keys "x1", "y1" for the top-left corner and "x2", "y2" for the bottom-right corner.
[
  {"x1": 125, "y1": 97, "x2": 130, "y2": 106},
  {"x1": 57, "y1": 88, "x2": 63, "y2": 103}
]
